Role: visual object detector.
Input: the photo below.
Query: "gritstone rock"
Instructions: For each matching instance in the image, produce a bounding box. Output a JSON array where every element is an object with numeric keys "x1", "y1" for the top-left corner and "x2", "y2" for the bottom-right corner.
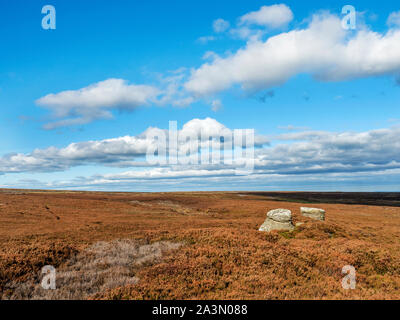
[
  {"x1": 301, "y1": 207, "x2": 325, "y2": 221},
  {"x1": 259, "y1": 209, "x2": 295, "y2": 232}
]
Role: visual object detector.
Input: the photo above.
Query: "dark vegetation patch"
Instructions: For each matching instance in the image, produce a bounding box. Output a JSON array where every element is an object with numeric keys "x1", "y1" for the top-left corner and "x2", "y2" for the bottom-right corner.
[{"x1": 243, "y1": 192, "x2": 400, "y2": 207}]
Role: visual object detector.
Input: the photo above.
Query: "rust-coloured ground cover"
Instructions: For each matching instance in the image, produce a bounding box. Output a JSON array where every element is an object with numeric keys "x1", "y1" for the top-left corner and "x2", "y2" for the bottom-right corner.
[{"x1": 0, "y1": 189, "x2": 399, "y2": 299}]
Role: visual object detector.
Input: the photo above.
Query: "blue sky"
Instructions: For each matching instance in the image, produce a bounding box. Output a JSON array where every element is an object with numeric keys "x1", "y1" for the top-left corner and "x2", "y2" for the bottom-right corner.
[{"x1": 1, "y1": 0, "x2": 400, "y2": 191}]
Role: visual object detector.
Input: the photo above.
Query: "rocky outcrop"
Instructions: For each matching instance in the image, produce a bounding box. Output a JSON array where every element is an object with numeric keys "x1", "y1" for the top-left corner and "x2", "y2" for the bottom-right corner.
[
  {"x1": 259, "y1": 209, "x2": 295, "y2": 232},
  {"x1": 301, "y1": 207, "x2": 325, "y2": 221}
]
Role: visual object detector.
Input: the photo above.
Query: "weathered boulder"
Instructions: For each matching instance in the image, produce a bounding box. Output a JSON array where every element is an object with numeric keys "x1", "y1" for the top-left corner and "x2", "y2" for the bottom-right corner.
[
  {"x1": 301, "y1": 207, "x2": 325, "y2": 221},
  {"x1": 267, "y1": 208, "x2": 292, "y2": 222},
  {"x1": 259, "y1": 209, "x2": 295, "y2": 232}
]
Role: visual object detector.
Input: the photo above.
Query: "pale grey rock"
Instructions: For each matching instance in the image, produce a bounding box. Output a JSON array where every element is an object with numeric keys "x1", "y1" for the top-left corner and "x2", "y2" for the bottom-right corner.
[
  {"x1": 267, "y1": 208, "x2": 292, "y2": 223},
  {"x1": 259, "y1": 208, "x2": 294, "y2": 232},
  {"x1": 259, "y1": 219, "x2": 295, "y2": 232},
  {"x1": 301, "y1": 207, "x2": 326, "y2": 221}
]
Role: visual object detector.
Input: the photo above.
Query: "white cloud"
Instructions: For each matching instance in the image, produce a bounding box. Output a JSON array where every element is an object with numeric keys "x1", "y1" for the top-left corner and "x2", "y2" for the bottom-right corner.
[
  {"x1": 239, "y1": 4, "x2": 294, "y2": 29},
  {"x1": 36, "y1": 79, "x2": 160, "y2": 129},
  {"x1": 185, "y1": 13, "x2": 400, "y2": 97},
  {"x1": 213, "y1": 18, "x2": 230, "y2": 33},
  {"x1": 387, "y1": 11, "x2": 400, "y2": 27},
  {"x1": 202, "y1": 51, "x2": 219, "y2": 60},
  {"x1": 2, "y1": 118, "x2": 400, "y2": 186},
  {"x1": 0, "y1": 135, "x2": 154, "y2": 173},
  {"x1": 6, "y1": 168, "x2": 400, "y2": 192},
  {"x1": 229, "y1": 26, "x2": 265, "y2": 41},
  {"x1": 0, "y1": 118, "x2": 268, "y2": 174},
  {"x1": 254, "y1": 127, "x2": 400, "y2": 175},
  {"x1": 13, "y1": 122, "x2": 400, "y2": 190},
  {"x1": 35, "y1": 9, "x2": 400, "y2": 128}
]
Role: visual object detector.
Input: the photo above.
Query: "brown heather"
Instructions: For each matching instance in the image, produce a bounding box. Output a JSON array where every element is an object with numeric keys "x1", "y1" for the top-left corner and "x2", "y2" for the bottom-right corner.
[{"x1": 0, "y1": 190, "x2": 399, "y2": 300}]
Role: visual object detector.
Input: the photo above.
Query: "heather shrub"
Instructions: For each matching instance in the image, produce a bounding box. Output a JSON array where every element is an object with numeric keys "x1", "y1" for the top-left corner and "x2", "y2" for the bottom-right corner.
[{"x1": 2, "y1": 240, "x2": 182, "y2": 300}]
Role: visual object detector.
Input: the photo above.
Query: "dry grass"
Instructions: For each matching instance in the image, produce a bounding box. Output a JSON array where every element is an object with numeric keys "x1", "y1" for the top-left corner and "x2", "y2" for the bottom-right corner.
[
  {"x1": 2, "y1": 240, "x2": 181, "y2": 300},
  {"x1": 0, "y1": 190, "x2": 399, "y2": 300}
]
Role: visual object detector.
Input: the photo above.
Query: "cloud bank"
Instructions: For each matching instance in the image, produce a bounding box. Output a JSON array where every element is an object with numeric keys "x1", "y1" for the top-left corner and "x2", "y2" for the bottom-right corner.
[
  {"x1": 0, "y1": 118, "x2": 266, "y2": 173},
  {"x1": 2, "y1": 118, "x2": 400, "y2": 192}
]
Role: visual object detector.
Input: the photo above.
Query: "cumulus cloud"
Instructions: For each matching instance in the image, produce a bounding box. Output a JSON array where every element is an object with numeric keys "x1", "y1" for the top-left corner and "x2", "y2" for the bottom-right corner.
[
  {"x1": 13, "y1": 123, "x2": 400, "y2": 190},
  {"x1": 36, "y1": 79, "x2": 161, "y2": 129},
  {"x1": 239, "y1": 4, "x2": 294, "y2": 29},
  {"x1": 213, "y1": 18, "x2": 230, "y2": 33},
  {"x1": 0, "y1": 118, "x2": 267, "y2": 174},
  {"x1": 229, "y1": 26, "x2": 264, "y2": 41},
  {"x1": 0, "y1": 135, "x2": 153, "y2": 173},
  {"x1": 6, "y1": 167, "x2": 400, "y2": 191},
  {"x1": 254, "y1": 127, "x2": 400, "y2": 175},
  {"x1": 35, "y1": 9, "x2": 400, "y2": 127},
  {"x1": 2, "y1": 117, "x2": 400, "y2": 189},
  {"x1": 185, "y1": 13, "x2": 400, "y2": 97}
]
